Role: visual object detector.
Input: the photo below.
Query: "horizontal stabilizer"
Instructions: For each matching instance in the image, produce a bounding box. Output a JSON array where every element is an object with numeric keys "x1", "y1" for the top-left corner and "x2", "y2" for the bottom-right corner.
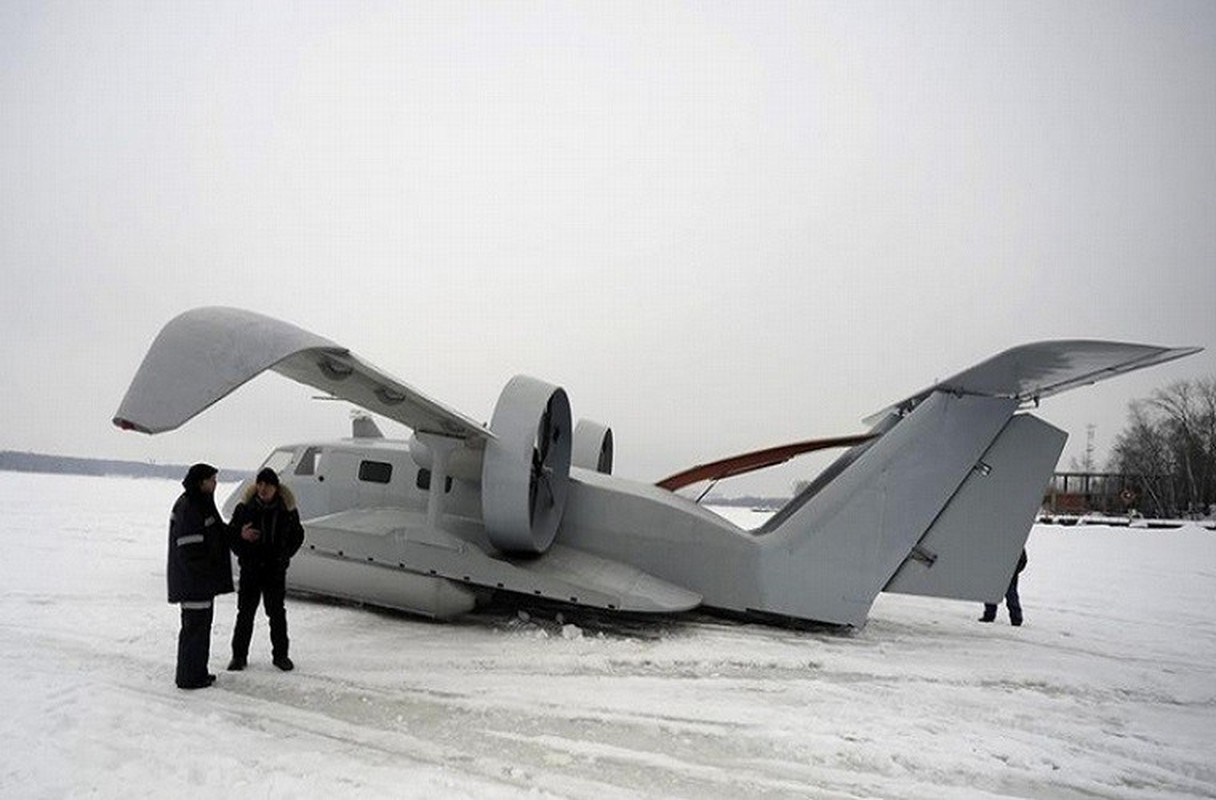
[
  {"x1": 304, "y1": 508, "x2": 702, "y2": 613},
  {"x1": 868, "y1": 341, "x2": 1201, "y2": 424},
  {"x1": 113, "y1": 307, "x2": 490, "y2": 441}
]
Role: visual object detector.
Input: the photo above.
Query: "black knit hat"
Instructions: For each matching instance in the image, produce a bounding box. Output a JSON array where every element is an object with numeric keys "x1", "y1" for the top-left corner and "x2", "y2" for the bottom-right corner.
[
  {"x1": 256, "y1": 467, "x2": 280, "y2": 487},
  {"x1": 183, "y1": 462, "x2": 218, "y2": 490}
]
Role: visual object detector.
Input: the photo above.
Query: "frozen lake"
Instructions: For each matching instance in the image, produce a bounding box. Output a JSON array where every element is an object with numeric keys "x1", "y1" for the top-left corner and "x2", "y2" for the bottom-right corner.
[{"x1": 1, "y1": 472, "x2": 1214, "y2": 799}]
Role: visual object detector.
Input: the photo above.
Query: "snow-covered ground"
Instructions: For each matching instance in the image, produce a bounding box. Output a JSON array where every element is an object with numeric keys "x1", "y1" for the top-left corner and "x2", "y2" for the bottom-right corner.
[{"x1": 2, "y1": 473, "x2": 1214, "y2": 799}]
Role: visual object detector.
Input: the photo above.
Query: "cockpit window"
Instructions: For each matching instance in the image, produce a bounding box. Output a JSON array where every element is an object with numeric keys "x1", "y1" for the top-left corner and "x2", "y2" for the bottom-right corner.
[
  {"x1": 295, "y1": 447, "x2": 323, "y2": 476},
  {"x1": 261, "y1": 449, "x2": 294, "y2": 475}
]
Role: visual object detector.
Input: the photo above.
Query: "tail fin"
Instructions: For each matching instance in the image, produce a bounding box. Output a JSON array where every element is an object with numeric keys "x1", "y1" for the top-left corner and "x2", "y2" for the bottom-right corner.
[
  {"x1": 883, "y1": 413, "x2": 1065, "y2": 602},
  {"x1": 757, "y1": 391, "x2": 1018, "y2": 625},
  {"x1": 754, "y1": 340, "x2": 1199, "y2": 626}
]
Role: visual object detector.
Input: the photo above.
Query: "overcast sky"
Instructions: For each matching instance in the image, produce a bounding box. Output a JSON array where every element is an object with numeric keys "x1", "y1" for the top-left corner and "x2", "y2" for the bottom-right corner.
[{"x1": 2, "y1": 1, "x2": 1213, "y2": 495}]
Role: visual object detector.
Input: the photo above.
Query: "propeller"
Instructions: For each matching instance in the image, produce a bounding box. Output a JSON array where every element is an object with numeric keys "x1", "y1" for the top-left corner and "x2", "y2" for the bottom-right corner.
[
  {"x1": 482, "y1": 375, "x2": 572, "y2": 554},
  {"x1": 530, "y1": 398, "x2": 562, "y2": 517}
]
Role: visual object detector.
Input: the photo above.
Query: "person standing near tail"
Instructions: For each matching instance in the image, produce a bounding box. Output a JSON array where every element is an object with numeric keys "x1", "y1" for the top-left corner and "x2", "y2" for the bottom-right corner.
[
  {"x1": 227, "y1": 468, "x2": 305, "y2": 671},
  {"x1": 980, "y1": 548, "x2": 1027, "y2": 626},
  {"x1": 168, "y1": 463, "x2": 234, "y2": 689}
]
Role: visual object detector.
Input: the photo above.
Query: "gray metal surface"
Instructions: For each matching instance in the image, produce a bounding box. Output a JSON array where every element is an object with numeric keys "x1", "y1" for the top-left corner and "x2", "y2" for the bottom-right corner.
[
  {"x1": 556, "y1": 469, "x2": 761, "y2": 613},
  {"x1": 754, "y1": 392, "x2": 1020, "y2": 625},
  {"x1": 869, "y1": 340, "x2": 1202, "y2": 423},
  {"x1": 288, "y1": 550, "x2": 478, "y2": 618},
  {"x1": 481, "y1": 376, "x2": 572, "y2": 554},
  {"x1": 304, "y1": 507, "x2": 701, "y2": 613},
  {"x1": 572, "y1": 419, "x2": 614, "y2": 474},
  {"x1": 883, "y1": 413, "x2": 1067, "y2": 602},
  {"x1": 114, "y1": 306, "x2": 490, "y2": 440},
  {"x1": 113, "y1": 307, "x2": 1203, "y2": 627}
]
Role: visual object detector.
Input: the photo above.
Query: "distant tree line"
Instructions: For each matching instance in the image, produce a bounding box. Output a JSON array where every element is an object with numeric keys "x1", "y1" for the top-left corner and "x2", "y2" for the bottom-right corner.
[
  {"x1": 0, "y1": 451, "x2": 251, "y2": 483},
  {"x1": 1109, "y1": 377, "x2": 1216, "y2": 518}
]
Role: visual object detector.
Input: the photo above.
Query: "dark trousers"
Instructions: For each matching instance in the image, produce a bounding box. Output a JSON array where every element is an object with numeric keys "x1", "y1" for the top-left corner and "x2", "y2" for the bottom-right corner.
[
  {"x1": 983, "y1": 573, "x2": 1023, "y2": 623},
  {"x1": 176, "y1": 602, "x2": 214, "y2": 687},
  {"x1": 232, "y1": 565, "x2": 289, "y2": 660}
]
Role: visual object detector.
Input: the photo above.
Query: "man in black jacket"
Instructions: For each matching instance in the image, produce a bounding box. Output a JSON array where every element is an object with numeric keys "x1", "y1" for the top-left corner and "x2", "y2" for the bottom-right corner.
[
  {"x1": 168, "y1": 463, "x2": 234, "y2": 689},
  {"x1": 227, "y1": 467, "x2": 305, "y2": 671}
]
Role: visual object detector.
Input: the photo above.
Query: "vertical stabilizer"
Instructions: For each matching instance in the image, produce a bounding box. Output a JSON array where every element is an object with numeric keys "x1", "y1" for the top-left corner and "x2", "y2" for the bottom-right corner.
[
  {"x1": 351, "y1": 414, "x2": 384, "y2": 439},
  {"x1": 884, "y1": 414, "x2": 1065, "y2": 602},
  {"x1": 757, "y1": 391, "x2": 1018, "y2": 625}
]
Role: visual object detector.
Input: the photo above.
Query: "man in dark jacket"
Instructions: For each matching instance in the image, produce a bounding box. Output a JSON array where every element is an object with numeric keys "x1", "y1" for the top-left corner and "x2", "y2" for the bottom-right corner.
[
  {"x1": 168, "y1": 463, "x2": 234, "y2": 689},
  {"x1": 227, "y1": 467, "x2": 305, "y2": 671},
  {"x1": 980, "y1": 548, "x2": 1027, "y2": 626}
]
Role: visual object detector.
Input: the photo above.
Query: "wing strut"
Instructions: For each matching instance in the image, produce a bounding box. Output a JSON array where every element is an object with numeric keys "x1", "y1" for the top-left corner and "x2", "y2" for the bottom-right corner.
[{"x1": 415, "y1": 432, "x2": 462, "y2": 530}]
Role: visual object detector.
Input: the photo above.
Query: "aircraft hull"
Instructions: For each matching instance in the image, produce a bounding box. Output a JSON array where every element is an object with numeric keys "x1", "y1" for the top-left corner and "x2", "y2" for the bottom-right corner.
[{"x1": 287, "y1": 548, "x2": 478, "y2": 618}]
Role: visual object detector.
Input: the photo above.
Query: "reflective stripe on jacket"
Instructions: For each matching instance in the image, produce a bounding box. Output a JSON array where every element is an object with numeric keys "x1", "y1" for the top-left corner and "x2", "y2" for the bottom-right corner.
[{"x1": 167, "y1": 491, "x2": 234, "y2": 603}]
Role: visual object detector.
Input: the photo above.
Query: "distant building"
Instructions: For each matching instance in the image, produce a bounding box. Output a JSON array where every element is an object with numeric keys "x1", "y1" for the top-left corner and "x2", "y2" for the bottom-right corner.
[{"x1": 1043, "y1": 472, "x2": 1154, "y2": 516}]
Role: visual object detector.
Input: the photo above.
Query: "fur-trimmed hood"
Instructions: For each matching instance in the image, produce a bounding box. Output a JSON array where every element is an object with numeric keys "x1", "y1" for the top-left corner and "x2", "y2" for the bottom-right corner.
[{"x1": 239, "y1": 481, "x2": 297, "y2": 512}]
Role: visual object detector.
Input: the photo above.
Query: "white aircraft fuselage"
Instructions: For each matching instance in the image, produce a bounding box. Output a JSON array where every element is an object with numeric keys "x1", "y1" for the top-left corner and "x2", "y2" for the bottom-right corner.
[{"x1": 115, "y1": 307, "x2": 1201, "y2": 627}]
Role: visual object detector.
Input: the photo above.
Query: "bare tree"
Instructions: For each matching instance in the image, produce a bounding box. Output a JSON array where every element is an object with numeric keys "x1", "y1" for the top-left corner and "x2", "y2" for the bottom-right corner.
[
  {"x1": 1111, "y1": 402, "x2": 1173, "y2": 515},
  {"x1": 1110, "y1": 378, "x2": 1216, "y2": 517}
]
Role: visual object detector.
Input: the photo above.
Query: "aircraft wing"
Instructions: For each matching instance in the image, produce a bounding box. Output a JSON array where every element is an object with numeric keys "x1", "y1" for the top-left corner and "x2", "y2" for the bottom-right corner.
[
  {"x1": 304, "y1": 508, "x2": 703, "y2": 613},
  {"x1": 113, "y1": 306, "x2": 491, "y2": 442},
  {"x1": 866, "y1": 340, "x2": 1202, "y2": 424}
]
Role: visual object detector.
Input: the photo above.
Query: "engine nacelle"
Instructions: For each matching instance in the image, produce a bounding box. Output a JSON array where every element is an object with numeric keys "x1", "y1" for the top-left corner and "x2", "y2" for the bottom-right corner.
[
  {"x1": 481, "y1": 375, "x2": 572, "y2": 554},
  {"x1": 572, "y1": 419, "x2": 613, "y2": 474}
]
